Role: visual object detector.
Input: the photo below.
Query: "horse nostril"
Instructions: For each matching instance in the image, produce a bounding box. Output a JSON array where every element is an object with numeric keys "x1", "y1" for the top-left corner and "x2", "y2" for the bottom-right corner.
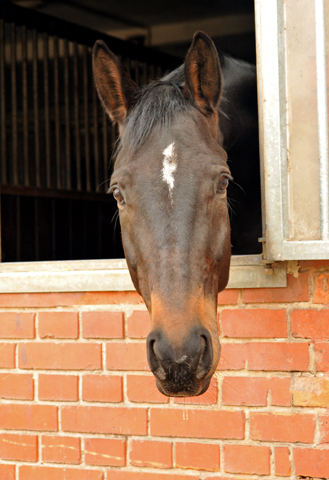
[
  {"x1": 195, "y1": 332, "x2": 213, "y2": 380},
  {"x1": 146, "y1": 334, "x2": 166, "y2": 381}
]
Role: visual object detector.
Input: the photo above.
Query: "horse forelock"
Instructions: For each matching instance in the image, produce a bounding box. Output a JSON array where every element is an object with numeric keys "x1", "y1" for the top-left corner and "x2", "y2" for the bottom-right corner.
[{"x1": 114, "y1": 81, "x2": 190, "y2": 163}]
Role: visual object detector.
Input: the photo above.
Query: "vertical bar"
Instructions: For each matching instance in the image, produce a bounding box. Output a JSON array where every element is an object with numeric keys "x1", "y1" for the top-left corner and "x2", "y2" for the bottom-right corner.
[
  {"x1": 34, "y1": 197, "x2": 39, "y2": 260},
  {"x1": 102, "y1": 110, "x2": 109, "y2": 192},
  {"x1": 53, "y1": 37, "x2": 61, "y2": 189},
  {"x1": 97, "y1": 201, "x2": 102, "y2": 258},
  {"x1": 51, "y1": 198, "x2": 56, "y2": 260},
  {"x1": 22, "y1": 26, "x2": 29, "y2": 186},
  {"x1": 43, "y1": 33, "x2": 51, "y2": 188},
  {"x1": 315, "y1": 0, "x2": 329, "y2": 240},
  {"x1": 63, "y1": 39, "x2": 71, "y2": 190},
  {"x1": 73, "y1": 42, "x2": 82, "y2": 191},
  {"x1": 0, "y1": 20, "x2": 6, "y2": 184},
  {"x1": 16, "y1": 196, "x2": 21, "y2": 261},
  {"x1": 92, "y1": 73, "x2": 100, "y2": 191},
  {"x1": 11, "y1": 24, "x2": 18, "y2": 185},
  {"x1": 32, "y1": 29, "x2": 40, "y2": 187},
  {"x1": 69, "y1": 199, "x2": 73, "y2": 260},
  {"x1": 82, "y1": 45, "x2": 90, "y2": 191}
]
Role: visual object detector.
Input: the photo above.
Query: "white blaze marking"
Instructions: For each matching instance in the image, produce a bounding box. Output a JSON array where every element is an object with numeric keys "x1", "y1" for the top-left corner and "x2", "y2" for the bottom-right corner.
[{"x1": 162, "y1": 142, "x2": 177, "y2": 203}]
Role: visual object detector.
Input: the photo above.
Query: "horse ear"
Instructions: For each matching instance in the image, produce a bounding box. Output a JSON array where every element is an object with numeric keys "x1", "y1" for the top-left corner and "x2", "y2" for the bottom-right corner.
[
  {"x1": 93, "y1": 40, "x2": 138, "y2": 126},
  {"x1": 183, "y1": 31, "x2": 221, "y2": 116}
]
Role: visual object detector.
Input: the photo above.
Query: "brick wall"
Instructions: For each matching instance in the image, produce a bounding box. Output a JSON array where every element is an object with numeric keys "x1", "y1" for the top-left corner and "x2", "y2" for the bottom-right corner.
[{"x1": 0, "y1": 260, "x2": 328, "y2": 480}]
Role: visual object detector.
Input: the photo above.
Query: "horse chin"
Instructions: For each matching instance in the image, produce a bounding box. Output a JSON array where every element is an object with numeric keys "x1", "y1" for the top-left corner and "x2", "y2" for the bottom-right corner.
[{"x1": 155, "y1": 376, "x2": 211, "y2": 398}]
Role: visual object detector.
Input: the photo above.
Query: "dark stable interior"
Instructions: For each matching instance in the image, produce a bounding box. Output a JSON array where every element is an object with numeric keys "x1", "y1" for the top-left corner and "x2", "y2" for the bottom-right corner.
[{"x1": 0, "y1": 0, "x2": 260, "y2": 262}]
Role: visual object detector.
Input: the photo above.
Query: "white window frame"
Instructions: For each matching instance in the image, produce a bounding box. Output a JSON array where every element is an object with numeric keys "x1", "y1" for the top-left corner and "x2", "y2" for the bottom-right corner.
[{"x1": 255, "y1": 0, "x2": 329, "y2": 261}]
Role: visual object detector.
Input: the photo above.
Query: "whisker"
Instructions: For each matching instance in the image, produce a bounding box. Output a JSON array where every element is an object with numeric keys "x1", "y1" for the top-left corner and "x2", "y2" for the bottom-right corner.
[
  {"x1": 231, "y1": 179, "x2": 246, "y2": 196},
  {"x1": 96, "y1": 178, "x2": 111, "y2": 191}
]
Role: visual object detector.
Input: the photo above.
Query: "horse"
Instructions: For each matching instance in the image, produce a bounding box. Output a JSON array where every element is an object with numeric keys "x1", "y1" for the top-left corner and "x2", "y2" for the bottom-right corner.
[{"x1": 93, "y1": 31, "x2": 261, "y2": 397}]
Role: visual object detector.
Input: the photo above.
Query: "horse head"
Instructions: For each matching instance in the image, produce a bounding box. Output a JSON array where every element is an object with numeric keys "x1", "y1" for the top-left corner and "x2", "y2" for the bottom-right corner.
[{"x1": 93, "y1": 32, "x2": 231, "y2": 397}]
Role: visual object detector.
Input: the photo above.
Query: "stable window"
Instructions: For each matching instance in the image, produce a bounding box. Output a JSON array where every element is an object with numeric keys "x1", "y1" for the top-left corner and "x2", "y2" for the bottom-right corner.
[
  {"x1": 255, "y1": 0, "x2": 329, "y2": 261},
  {"x1": 0, "y1": 0, "x2": 309, "y2": 293}
]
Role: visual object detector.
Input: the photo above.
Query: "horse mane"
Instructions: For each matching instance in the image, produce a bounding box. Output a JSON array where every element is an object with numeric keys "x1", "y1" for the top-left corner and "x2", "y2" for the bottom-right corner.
[{"x1": 114, "y1": 81, "x2": 190, "y2": 163}]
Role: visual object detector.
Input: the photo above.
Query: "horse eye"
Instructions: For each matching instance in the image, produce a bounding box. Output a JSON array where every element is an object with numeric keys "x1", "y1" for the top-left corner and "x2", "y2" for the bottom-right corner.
[
  {"x1": 112, "y1": 187, "x2": 124, "y2": 204},
  {"x1": 218, "y1": 176, "x2": 229, "y2": 191}
]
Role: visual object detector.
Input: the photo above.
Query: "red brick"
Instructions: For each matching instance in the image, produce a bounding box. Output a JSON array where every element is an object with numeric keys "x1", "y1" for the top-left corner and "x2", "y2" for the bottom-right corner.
[
  {"x1": 217, "y1": 289, "x2": 238, "y2": 305},
  {"x1": 250, "y1": 412, "x2": 315, "y2": 443},
  {"x1": 291, "y1": 376, "x2": 329, "y2": 407},
  {"x1": 242, "y1": 271, "x2": 309, "y2": 303},
  {"x1": 222, "y1": 376, "x2": 290, "y2": 406},
  {"x1": 0, "y1": 464, "x2": 15, "y2": 480},
  {"x1": 38, "y1": 312, "x2": 78, "y2": 339},
  {"x1": 85, "y1": 437, "x2": 126, "y2": 466},
  {"x1": 291, "y1": 309, "x2": 329, "y2": 339},
  {"x1": 275, "y1": 447, "x2": 291, "y2": 476},
  {"x1": 294, "y1": 448, "x2": 329, "y2": 478},
  {"x1": 176, "y1": 442, "x2": 220, "y2": 471},
  {"x1": 82, "y1": 311, "x2": 124, "y2": 338},
  {"x1": 319, "y1": 415, "x2": 329, "y2": 443},
  {"x1": 0, "y1": 343, "x2": 15, "y2": 368},
  {"x1": 41, "y1": 435, "x2": 80, "y2": 464},
  {"x1": 174, "y1": 377, "x2": 218, "y2": 405},
  {"x1": 0, "y1": 312, "x2": 35, "y2": 338},
  {"x1": 127, "y1": 375, "x2": 169, "y2": 403},
  {"x1": 0, "y1": 373, "x2": 34, "y2": 400},
  {"x1": 221, "y1": 309, "x2": 287, "y2": 338},
  {"x1": 106, "y1": 342, "x2": 148, "y2": 370},
  {"x1": 19, "y1": 343, "x2": 102, "y2": 370},
  {"x1": 0, "y1": 404, "x2": 57, "y2": 431},
  {"x1": 315, "y1": 342, "x2": 329, "y2": 371},
  {"x1": 313, "y1": 271, "x2": 329, "y2": 303},
  {"x1": 217, "y1": 343, "x2": 247, "y2": 370},
  {"x1": 224, "y1": 444, "x2": 270, "y2": 475},
  {"x1": 38, "y1": 374, "x2": 79, "y2": 401},
  {"x1": 19, "y1": 465, "x2": 103, "y2": 480},
  {"x1": 82, "y1": 375, "x2": 123, "y2": 402},
  {"x1": 106, "y1": 472, "x2": 198, "y2": 480},
  {"x1": 0, "y1": 433, "x2": 38, "y2": 462},
  {"x1": 130, "y1": 440, "x2": 172, "y2": 468},
  {"x1": 127, "y1": 311, "x2": 151, "y2": 338},
  {"x1": 0, "y1": 291, "x2": 143, "y2": 307},
  {"x1": 151, "y1": 408, "x2": 244, "y2": 439},
  {"x1": 62, "y1": 406, "x2": 147, "y2": 435},
  {"x1": 217, "y1": 342, "x2": 309, "y2": 371}
]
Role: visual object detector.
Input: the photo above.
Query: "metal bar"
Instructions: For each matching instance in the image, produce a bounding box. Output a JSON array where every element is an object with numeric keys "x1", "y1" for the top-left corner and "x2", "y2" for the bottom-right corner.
[
  {"x1": 73, "y1": 42, "x2": 82, "y2": 191},
  {"x1": 34, "y1": 196, "x2": 39, "y2": 260},
  {"x1": 22, "y1": 26, "x2": 29, "y2": 186},
  {"x1": 98, "y1": 201, "x2": 102, "y2": 258},
  {"x1": 69, "y1": 199, "x2": 73, "y2": 260},
  {"x1": 92, "y1": 72, "x2": 100, "y2": 191},
  {"x1": 51, "y1": 198, "x2": 56, "y2": 260},
  {"x1": 53, "y1": 37, "x2": 61, "y2": 189},
  {"x1": 11, "y1": 24, "x2": 18, "y2": 185},
  {"x1": 315, "y1": 0, "x2": 329, "y2": 240},
  {"x1": 16, "y1": 195, "x2": 21, "y2": 261},
  {"x1": 63, "y1": 39, "x2": 71, "y2": 190},
  {"x1": 0, "y1": 20, "x2": 7, "y2": 184},
  {"x1": 102, "y1": 110, "x2": 109, "y2": 192},
  {"x1": 43, "y1": 32, "x2": 51, "y2": 188},
  {"x1": 82, "y1": 45, "x2": 90, "y2": 191},
  {"x1": 32, "y1": 29, "x2": 40, "y2": 187}
]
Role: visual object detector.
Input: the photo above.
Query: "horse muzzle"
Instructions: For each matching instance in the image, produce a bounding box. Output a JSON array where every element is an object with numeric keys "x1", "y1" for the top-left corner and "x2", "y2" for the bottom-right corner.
[{"x1": 146, "y1": 326, "x2": 216, "y2": 396}]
